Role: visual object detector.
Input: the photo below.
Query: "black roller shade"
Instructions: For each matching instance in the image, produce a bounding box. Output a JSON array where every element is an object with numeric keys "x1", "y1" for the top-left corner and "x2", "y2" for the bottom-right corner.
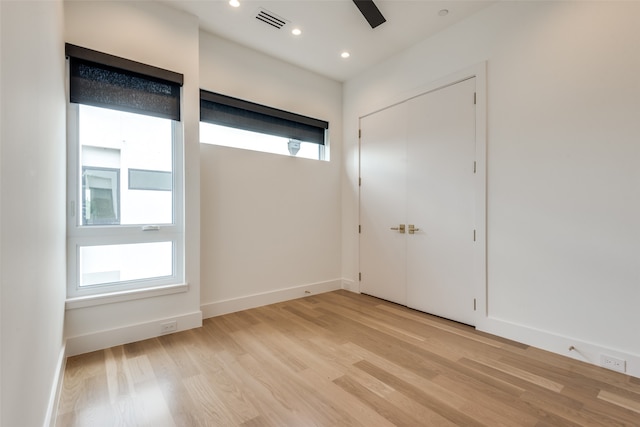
[
  {"x1": 200, "y1": 90, "x2": 328, "y2": 145},
  {"x1": 66, "y1": 43, "x2": 183, "y2": 121}
]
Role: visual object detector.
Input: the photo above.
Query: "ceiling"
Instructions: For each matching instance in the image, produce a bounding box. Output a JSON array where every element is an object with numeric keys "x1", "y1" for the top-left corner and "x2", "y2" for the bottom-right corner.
[{"x1": 159, "y1": 0, "x2": 495, "y2": 82}]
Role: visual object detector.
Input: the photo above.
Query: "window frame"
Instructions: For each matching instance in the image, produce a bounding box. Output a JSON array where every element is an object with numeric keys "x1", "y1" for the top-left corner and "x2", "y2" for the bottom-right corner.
[{"x1": 66, "y1": 56, "x2": 185, "y2": 301}]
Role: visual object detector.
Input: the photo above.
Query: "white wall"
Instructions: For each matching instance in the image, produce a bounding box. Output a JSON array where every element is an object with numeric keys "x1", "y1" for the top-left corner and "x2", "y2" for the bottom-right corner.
[
  {"x1": 199, "y1": 32, "x2": 343, "y2": 316},
  {"x1": 64, "y1": 1, "x2": 202, "y2": 355},
  {"x1": 1, "y1": 1, "x2": 67, "y2": 426},
  {"x1": 344, "y1": 1, "x2": 640, "y2": 377}
]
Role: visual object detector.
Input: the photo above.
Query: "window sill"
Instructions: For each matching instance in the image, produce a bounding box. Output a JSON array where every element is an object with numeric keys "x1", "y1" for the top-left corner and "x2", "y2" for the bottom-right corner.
[{"x1": 65, "y1": 282, "x2": 189, "y2": 310}]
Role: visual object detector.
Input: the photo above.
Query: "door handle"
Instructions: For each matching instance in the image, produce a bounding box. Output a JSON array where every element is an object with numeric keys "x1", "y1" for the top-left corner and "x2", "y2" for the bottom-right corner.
[
  {"x1": 390, "y1": 224, "x2": 406, "y2": 233},
  {"x1": 408, "y1": 224, "x2": 420, "y2": 234}
]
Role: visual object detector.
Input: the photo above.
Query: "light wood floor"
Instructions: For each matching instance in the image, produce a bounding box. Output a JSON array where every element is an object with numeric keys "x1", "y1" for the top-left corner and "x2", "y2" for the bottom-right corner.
[{"x1": 56, "y1": 290, "x2": 640, "y2": 426}]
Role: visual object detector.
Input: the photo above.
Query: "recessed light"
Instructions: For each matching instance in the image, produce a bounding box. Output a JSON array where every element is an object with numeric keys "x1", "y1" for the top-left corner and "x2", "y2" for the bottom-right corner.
[
  {"x1": 341, "y1": 51, "x2": 350, "y2": 59},
  {"x1": 438, "y1": 9, "x2": 449, "y2": 17},
  {"x1": 291, "y1": 28, "x2": 302, "y2": 36},
  {"x1": 229, "y1": 0, "x2": 240, "y2": 8}
]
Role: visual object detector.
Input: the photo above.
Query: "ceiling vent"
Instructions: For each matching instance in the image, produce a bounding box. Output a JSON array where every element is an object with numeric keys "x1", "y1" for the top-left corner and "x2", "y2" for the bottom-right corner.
[{"x1": 256, "y1": 8, "x2": 288, "y2": 30}]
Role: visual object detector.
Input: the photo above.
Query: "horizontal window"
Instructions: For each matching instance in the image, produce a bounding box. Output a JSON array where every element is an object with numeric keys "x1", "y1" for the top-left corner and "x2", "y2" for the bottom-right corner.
[
  {"x1": 79, "y1": 241, "x2": 173, "y2": 287},
  {"x1": 200, "y1": 122, "x2": 323, "y2": 160},
  {"x1": 128, "y1": 169, "x2": 172, "y2": 191},
  {"x1": 200, "y1": 90, "x2": 329, "y2": 160}
]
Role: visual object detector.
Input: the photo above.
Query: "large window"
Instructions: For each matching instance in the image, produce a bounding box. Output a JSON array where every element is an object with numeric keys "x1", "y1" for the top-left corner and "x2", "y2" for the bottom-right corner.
[
  {"x1": 66, "y1": 44, "x2": 184, "y2": 299},
  {"x1": 199, "y1": 90, "x2": 329, "y2": 160}
]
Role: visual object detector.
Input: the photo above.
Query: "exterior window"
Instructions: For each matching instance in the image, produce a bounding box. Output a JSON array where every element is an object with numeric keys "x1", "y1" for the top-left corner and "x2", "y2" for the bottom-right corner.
[
  {"x1": 82, "y1": 166, "x2": 120, "y2": 225},
  {"x1": 200, "y1": 123, "x2": 324, "y2": 160},
  {"x1": 199, "y1": 90, "x2": 329, "y2": 161},
  {"x1": 66, "y1": 44, "x2": 184, "y2": 298}
]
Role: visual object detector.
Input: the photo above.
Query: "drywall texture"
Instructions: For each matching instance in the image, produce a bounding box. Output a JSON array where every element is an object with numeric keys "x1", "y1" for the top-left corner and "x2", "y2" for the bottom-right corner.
[
  {"x1": 344, "y1": 1, "x2": 640, "y2": 375},
  {"x1": 63, "y1": 1, "x2": 202, "y2": 352},
  {"x1": 1, "y1": 1, "x2": 67, "y2": 426},
  {"x1": 199, "y1": 32, "x2": 343, "y2": 309}
]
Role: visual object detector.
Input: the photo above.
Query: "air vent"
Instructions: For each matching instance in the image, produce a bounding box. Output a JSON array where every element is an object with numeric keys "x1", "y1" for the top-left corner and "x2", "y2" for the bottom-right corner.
[{"x1": 256, "y1": 8, "x2": 288, "y2": 29}]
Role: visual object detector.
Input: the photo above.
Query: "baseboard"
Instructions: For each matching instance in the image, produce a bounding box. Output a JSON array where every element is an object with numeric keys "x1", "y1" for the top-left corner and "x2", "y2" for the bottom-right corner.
[
  {"x1": 44, "y1": 343, "x2": 66, "y2": 427},
  {"x1": 201, "y1": 279, "x2": 342, "y2": 319},
  {"x1": 65, "y1": 311, "x2": 202, "y2": 357},
  {"x1": 342, "y1": 278, "x2": 359, "y2": 293},
  {"x1": 478, "y1": 316, "x2": 640, "y2": 379}
]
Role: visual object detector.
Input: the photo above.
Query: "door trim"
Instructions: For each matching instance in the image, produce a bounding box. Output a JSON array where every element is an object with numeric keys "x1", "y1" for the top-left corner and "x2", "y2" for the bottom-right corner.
[{"x1": 358, "y1": 62, "x2": 487, "y2": 327}]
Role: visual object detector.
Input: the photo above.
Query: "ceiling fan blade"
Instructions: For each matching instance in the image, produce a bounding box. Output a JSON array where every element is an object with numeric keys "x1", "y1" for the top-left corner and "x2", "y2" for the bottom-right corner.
[{"x1": 352, "y1": 0, "x2": 386, "y2": 29}]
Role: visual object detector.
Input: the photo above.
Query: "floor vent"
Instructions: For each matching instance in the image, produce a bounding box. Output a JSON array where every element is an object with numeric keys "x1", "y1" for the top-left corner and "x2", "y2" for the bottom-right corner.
[{"x1": 256, "y1": 8, "x2": 287, "y2": 29}]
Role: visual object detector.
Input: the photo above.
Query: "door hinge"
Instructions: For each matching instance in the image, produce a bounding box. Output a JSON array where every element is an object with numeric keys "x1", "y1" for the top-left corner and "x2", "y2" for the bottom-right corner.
[
  {"x1": 473, "y1": 161, "x2": 477, "y2": 174},
  {"x1": 473, "y1": 229, "x2": 476, "y2": 242},
  {"x1": 474, "y1": 298, "x2": 477, "y2": 311},
  {"x1": 358, "y1": 225, "x2": 361, "y2": 233},
  {"x1": 359, "y1": 177, "x2": 361, "y2": 186},
  {"x1": 359, "y1": 272, "x2": 362, "y2": 282},
  {"x1": 358, "y1": 129, "x2": 362, "y2": 139},
  {"x1": 473, "y1": 92, "x2": 477, "y2": 105}
]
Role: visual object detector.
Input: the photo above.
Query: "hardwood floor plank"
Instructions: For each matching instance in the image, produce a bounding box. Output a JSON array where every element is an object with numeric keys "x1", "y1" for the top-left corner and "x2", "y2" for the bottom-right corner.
[
  {"x1": 128, "y1": 381, "x2": 176, "y2": 427},
  {"x1": 598, "y1": 389, "x2": 640, "y2": 414},
  {"x1": 431, "y1": 373, "x2": 539, "y2": 426},
  {"x1": 334, "y1": 374, "x2": 425, "y2": 426},
  {"x1": 353, "y1": 359, "x2": 495, "y2": 427},
  {"x1": 471, "y1": 354, "x2": 566, "y2": 392},
  {"x1": 185, "y1": 343, "x2": 261, "y2": 423},
  {"x1": 182, "y1": 374, "x2": 242, "y2": 425},
  {"x1": 296, "y1": 367, "x2": 397, "y2": 427}
]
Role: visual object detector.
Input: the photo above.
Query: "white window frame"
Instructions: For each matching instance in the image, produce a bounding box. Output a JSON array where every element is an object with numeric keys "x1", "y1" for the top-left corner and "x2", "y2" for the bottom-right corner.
[{"x1": 66, "y1": 103, "x2": 185, "y2": 300}]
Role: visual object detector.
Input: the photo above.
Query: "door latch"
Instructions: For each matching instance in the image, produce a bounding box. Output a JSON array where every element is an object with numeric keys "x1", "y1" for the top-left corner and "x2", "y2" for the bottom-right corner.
[{"x1": 390, "y1": 224, "x2": 406, "y2": 234}]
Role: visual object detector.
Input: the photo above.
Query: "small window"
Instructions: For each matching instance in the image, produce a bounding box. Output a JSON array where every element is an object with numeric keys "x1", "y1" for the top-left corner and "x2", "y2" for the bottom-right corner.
[
  {"x1": 199, "y1": 90, "x2": 329, "y2": 160},
  {"x1": 128, "y1": 169, "x2": 172, "y2": 191}
]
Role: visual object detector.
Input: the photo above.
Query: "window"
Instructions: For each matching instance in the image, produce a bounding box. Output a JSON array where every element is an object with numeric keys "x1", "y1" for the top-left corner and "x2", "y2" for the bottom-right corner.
[
  {"x1": 83, "y1": 166, "x2": 119, "y2": 225},
  {"x1": 199, "y1": 90, "x2": 329, "y2": 160},
  {"x1": 66, "y1": 44, "x2": 184, "y2": 299}
]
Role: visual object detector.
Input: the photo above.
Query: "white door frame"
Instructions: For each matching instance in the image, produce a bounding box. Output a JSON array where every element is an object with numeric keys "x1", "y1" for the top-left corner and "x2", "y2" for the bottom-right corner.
[{"x1": 358, "y1": 62, "x2": 487, "y2": 326}]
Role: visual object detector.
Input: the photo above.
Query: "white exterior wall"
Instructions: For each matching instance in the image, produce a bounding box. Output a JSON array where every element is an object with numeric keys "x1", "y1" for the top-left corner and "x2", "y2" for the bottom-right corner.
[
  {"x1": 63, "y1": 1, "x2": 202, "y2": 355},
  {"x1": 1, "y1": 1, "x2": 67, "y2": 426},
  {"x1": 199, "y1": 32, "x2": 343, "y2": 316},
  {"x1": 343, "y1": 1, "x2": 640, "y2": 377}
]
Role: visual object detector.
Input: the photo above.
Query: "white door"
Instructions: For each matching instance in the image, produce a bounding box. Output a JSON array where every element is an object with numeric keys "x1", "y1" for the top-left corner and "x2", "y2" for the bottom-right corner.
[
  {"x1": 359, "y1": 78, "x2": 477, "y2": 325},
  {"x1": 406, "y1": 78, "x2": 476, "y2": 325},
  {"x1": 359, "y1": 102, "x2": 408, "y2": 305}
]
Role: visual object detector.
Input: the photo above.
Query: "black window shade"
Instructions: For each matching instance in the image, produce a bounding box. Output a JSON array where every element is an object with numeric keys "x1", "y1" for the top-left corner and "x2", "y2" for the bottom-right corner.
[
  {"x1": 66, "y1": 43, "x2": 183, "y2": 121},
  {"x1": 200, "y1": 90, "x2": 328, "y2": 145}
]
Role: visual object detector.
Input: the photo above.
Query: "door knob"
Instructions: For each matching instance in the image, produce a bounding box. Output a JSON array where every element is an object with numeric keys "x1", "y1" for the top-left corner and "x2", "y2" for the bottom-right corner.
[
  {"x1": 408, "y1": 224, "x2": 420, "y2": 234},
  {"x1": 390, "y1": 224, "x2": 406, "y2": 233}
]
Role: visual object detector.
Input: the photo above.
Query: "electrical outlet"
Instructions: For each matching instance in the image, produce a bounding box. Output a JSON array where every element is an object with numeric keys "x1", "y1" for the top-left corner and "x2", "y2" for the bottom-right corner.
[
  {"x1": 601, "y1": 355, "x2": 626, "y2": 373},
  {"x1": 160, "y1": 320, "x2": 177, "y2": 334}
]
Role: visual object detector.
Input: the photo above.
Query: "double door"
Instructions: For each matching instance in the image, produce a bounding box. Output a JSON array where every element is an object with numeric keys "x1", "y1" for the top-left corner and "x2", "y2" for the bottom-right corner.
[{"x1": 359, "y1": 78, "x2": 477, "y2": 326}]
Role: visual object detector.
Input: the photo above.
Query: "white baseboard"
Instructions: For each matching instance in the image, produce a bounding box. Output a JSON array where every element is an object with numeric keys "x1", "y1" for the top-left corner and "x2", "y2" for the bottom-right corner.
[
  {"x1": 478, "y1": 316, "x2": 640, "y2": 379},
  {"x1": 342, "y1": 278, "x2": 359, "y2": 293},
  {"x1": 65, "y1": 311, "x2": 202, "y2": 357},
  {"x1": 201, "y1": 279, "x2": 342, "y2": 319},
  {"x1": 44, "y1": 343, "x2": 66, "y2": 427}
]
